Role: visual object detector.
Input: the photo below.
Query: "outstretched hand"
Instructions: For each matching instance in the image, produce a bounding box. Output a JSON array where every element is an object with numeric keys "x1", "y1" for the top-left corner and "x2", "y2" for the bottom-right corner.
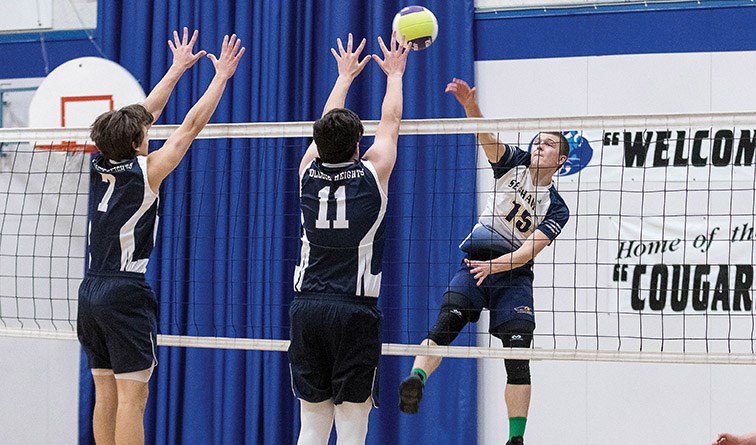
[
  {"x1": 168, "y1": 27, "x2": 206, "y2": 71},
  {"x1": 445, "y1": 78, "x2": 477, "y2": 110},
  {"x1": 372, "y1": 31, "x2": 410, "y2": 77},
  {"x1": 331, "y1": 33, "x2": 371, "y2": 80},
  {"x1": 207, "y1": 34, "x2": 246, "y2": 80}
]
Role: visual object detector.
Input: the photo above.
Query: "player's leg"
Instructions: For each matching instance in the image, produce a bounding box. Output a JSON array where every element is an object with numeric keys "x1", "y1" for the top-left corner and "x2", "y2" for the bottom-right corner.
[
  {"x1": 400, "y1": 264, "x2": 485, "y2": 414},
  {"x1": 92, "y1": 370, "x2": 118, "y2": 445},
  {"x1": 78, "y1": 277, "x2": 119, "y2": 444},
  {"x1": 96, "y1": 276, "x2": 157, "y2": 445},
  {"x1": 289, "y1": 297, "x2": 345, "y2": 443},
  {"x1": 329, "y1": 300, "x2": 381, "y2": 442},
  {"x1": 405, "y1": 338, "x2": 443, "y2": 382},
  {"x1": 399, "y1": 306, "x2": 469, "y2": 415},
  {"x1": 333, "y1": 400, "x2": 372, "y2": 445},
  {"x1": 492, "y1": 318, "x2": 535, "y2": 445},
  {"x1": 487, "y1": 267, "x2": 536, "y2": 444},
  {"x1": 298, "y1": 400, "x2": 335, "y2": 445},
  {"x1": 114, "y1": 369, "x2": 152, "y2": 445}
]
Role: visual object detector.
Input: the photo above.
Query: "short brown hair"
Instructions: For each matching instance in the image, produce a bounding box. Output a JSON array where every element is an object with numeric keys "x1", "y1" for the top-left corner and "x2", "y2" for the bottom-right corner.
[
  {"x1": 313, "y1": 108, "x2": 363, "y2": 163},
  {"x1": 90, "y1": 104, "x2": 154, "y2": 161}
]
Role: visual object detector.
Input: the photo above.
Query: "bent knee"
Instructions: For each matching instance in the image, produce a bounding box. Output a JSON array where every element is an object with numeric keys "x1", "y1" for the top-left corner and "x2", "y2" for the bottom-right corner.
[{"x1": 504, "y1": 359, "x2": 531, "y2": 385}]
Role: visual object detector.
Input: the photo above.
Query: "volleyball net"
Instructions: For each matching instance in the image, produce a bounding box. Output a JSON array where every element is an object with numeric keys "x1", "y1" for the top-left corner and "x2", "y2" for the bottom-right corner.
[{"x1": 1, "y1": 114, "x2": 755, "y2": 364}]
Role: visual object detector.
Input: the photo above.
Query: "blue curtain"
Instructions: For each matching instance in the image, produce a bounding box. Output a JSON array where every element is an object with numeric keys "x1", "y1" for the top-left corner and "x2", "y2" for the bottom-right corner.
[{"x1": 83, "y1": 1, "x2": 476, "y2": 443}]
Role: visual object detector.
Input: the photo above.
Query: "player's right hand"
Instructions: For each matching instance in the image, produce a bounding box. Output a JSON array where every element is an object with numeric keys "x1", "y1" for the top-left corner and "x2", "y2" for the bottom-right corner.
[{"x1": 445, "y1": 78, "x2": 477, "y2": 110}]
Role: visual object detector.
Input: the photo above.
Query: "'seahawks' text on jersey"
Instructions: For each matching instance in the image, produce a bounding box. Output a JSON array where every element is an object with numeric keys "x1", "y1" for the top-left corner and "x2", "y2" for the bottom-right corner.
[
  {"x1": 460, "y1": 145, "x2": 569, "y2": 264},
  {"x1": 293, "y1": 159, "x2": 387, "y2": 298},
  {"x1": 87, "y1": 155, "x2": 159, "y2": 274}
]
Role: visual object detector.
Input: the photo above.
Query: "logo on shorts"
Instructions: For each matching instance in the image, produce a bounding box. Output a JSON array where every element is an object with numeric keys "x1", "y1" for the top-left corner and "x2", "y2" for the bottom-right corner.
[
  {"x1": 450, "y1": 308, "x2": 463, "y2": 318},
  {"x1": 510, "y1": 334, "x2": 523, "y2": 342},
  {"x1": 514, "y1": 306, "x2": 533, "y2": 315}
]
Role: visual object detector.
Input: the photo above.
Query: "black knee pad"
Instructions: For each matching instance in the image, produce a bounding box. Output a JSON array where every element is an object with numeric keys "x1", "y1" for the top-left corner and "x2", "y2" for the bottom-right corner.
[
  {"x1": 491, "y1": 319, "x2": 535, "y2": 348},
  {"x1": 493, "y1": 319, "x2": 535, "y2": 385},
  {"x1": 428, "y1": 293, "x2": 477, "y2": 346},
  {"x1": 427, "y1": 308, "x2": 467, "y2": 346},
  {"x1": 504, "y1": 359, "x2": 531, "y2": 385}
]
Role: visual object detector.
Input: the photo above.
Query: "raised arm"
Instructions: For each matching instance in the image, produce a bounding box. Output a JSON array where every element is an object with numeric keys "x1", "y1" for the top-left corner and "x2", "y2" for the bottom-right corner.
[
  {"x1": 147, "y1": 34, "x2": 245, "y2": 191},
  {"x1": 142, "y1": 27, "x2": 206, "y2": 124},
  {"x1": 362, "y1": 31, "x2": 410, "y2": 192},
  {"x1": 299, "y1": 33, "x2": 371, "y2": 175},
  {"x1": 465, "y1": 230, "x2": 552, "y2": 286},
  {"x1": 445, "y1": 78, "x2": 507, "y2": 163}
]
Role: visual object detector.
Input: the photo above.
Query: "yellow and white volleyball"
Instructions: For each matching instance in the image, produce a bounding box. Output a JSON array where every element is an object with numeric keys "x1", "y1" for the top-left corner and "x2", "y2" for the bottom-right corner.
[{"x1": 392, "y1": 5, "x2": 438, "y2": 51}]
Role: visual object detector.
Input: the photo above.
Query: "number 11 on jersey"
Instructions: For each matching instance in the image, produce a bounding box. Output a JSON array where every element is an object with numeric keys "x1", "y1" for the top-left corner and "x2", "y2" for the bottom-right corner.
[{"x1": 315, "y1": 185, "x2": 349, "y2": 229}]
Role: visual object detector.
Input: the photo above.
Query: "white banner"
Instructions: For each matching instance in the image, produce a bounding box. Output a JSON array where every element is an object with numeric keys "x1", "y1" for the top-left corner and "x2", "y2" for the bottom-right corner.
[{"x1": 487, "y1": 125, "x2": 755, "y2": 353}]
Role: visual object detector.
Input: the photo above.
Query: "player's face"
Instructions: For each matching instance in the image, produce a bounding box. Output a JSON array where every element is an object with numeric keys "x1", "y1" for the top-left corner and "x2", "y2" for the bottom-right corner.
[
  {"x1": 135, "y1": 126, "x2": 149, "y2": 156},
  {"x1": 531, "y1": 133, "x2": 565, "y2": 171}
]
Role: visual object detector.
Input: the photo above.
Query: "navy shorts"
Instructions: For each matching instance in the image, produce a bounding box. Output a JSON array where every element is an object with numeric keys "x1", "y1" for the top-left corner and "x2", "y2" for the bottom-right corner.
[
  {"x1": 288, "y1": 293, "x2": 382, "y2": 406},
  {"x1": 444, "y1": 260, "x2": 535, "y2": 331},
  {"x1": 77, "y1": 272, "x2": 158, "y2": 374}
]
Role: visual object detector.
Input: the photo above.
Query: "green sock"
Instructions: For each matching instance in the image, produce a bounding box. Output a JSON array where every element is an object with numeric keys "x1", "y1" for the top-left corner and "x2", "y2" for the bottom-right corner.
[
  {"x1": 411, "y1": 368, "x2": 427, "y2": 384},
  {"x1": 509, "y1": 417, "x2": 527, "y2": 440}
]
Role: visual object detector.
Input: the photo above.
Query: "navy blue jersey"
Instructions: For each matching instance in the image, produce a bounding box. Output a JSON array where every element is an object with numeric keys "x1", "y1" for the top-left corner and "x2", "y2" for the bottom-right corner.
[
  {"x1": 293, "y1": 159, "x2": 387, "y2": 298},
  {"x1": 460, "y1": 145, "x2": 569, "y2": 260},
  {"x1": 87, "y1": 155, "x2": 159, "y2": 274}
]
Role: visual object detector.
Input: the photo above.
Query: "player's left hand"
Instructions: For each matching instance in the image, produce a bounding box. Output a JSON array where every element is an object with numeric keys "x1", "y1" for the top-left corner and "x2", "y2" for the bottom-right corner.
[
  {"x1": 465, "y1": 257, "x2": 509, "y2": 286},
  {"x1": 169, "y1": 27, "x2": 207, "y2": 71}
]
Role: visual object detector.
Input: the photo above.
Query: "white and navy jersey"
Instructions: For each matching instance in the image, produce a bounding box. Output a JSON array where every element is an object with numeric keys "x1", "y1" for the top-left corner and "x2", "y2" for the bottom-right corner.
[
  {"x1": 293, "y1": 159, "x2": 387, "y2": 298},
  {"x1": 460, "y1": 145, "x2": 569, "y2": 261},
  {"x1": 87, "y1": 155, "x2": 159, "y2": 274}
]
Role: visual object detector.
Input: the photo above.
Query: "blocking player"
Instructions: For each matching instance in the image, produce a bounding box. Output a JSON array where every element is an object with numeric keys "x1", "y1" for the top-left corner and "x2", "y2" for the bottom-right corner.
[
  {"x1": 288, "y1": 32, "x2": 409, "y2": 444},
  {"x1": 398, "y1": 78, "x2": 570, "y2": 445},
  {"x1": 77, "y1": 29, "x2": 244, "y2": 445}
]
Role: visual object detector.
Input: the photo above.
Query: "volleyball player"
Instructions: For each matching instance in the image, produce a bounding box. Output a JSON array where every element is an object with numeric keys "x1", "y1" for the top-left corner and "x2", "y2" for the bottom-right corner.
[
  {"x1": 288, "y1": 32, "x2": 409, "y2": 444},
  {"x1": 77, "y1": 29, "x2": 244, "y2": 445},
  {"x1": 398, "y1": 78, "x2": 570, "y2": 445}
]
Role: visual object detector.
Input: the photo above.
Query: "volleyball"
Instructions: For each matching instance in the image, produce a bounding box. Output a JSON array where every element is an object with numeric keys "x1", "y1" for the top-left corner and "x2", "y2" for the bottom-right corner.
[{"x1": 392, "y1": 6, "x2": 438, "y2": 51}]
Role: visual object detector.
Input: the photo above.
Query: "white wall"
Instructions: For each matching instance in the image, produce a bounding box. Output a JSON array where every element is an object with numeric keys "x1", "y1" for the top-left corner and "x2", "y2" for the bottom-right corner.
[
  {"x1": 0, "y1": 0, "x2": 96, "y2": 33},
  {"x1": 476, "y1": 52, "x2": 756, "y2": 445},
  {"x1": 0, "y1": 78, "x2": 40, "y2": 128},
  {"x1": 0, "y1": 0, "x2": 98, "y2": 441},
  {"x1": 479, "y1": 356, "x2": 756, "y2": 445},
  {"x1": 0, "y1": 336, "x2": 79, "y2": 444}
]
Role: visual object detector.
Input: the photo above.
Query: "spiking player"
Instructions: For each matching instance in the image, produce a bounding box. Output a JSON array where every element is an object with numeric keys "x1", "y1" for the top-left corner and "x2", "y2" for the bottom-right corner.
[
  {"x1": 288, "y1": 32, "x2": 409, "y2": 444},
  {"x1": 399, "y1": 78, "x2": 570, "y2": 445},
  {"x1": 77, "y1": 29, "x2": 244, "y2": 445}
]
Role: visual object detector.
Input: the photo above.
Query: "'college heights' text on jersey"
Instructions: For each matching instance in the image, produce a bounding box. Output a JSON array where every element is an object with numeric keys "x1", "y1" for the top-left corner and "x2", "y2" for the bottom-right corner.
[
  {"x1": 294, "y1": 159, "x2": 387, "y2": 297},
  {"x1": 87, "y1": 155, "x2": 159, "y2": 274},
  {"x1": 460, "y1": 145, "x2": 569, "y2": 262}
]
